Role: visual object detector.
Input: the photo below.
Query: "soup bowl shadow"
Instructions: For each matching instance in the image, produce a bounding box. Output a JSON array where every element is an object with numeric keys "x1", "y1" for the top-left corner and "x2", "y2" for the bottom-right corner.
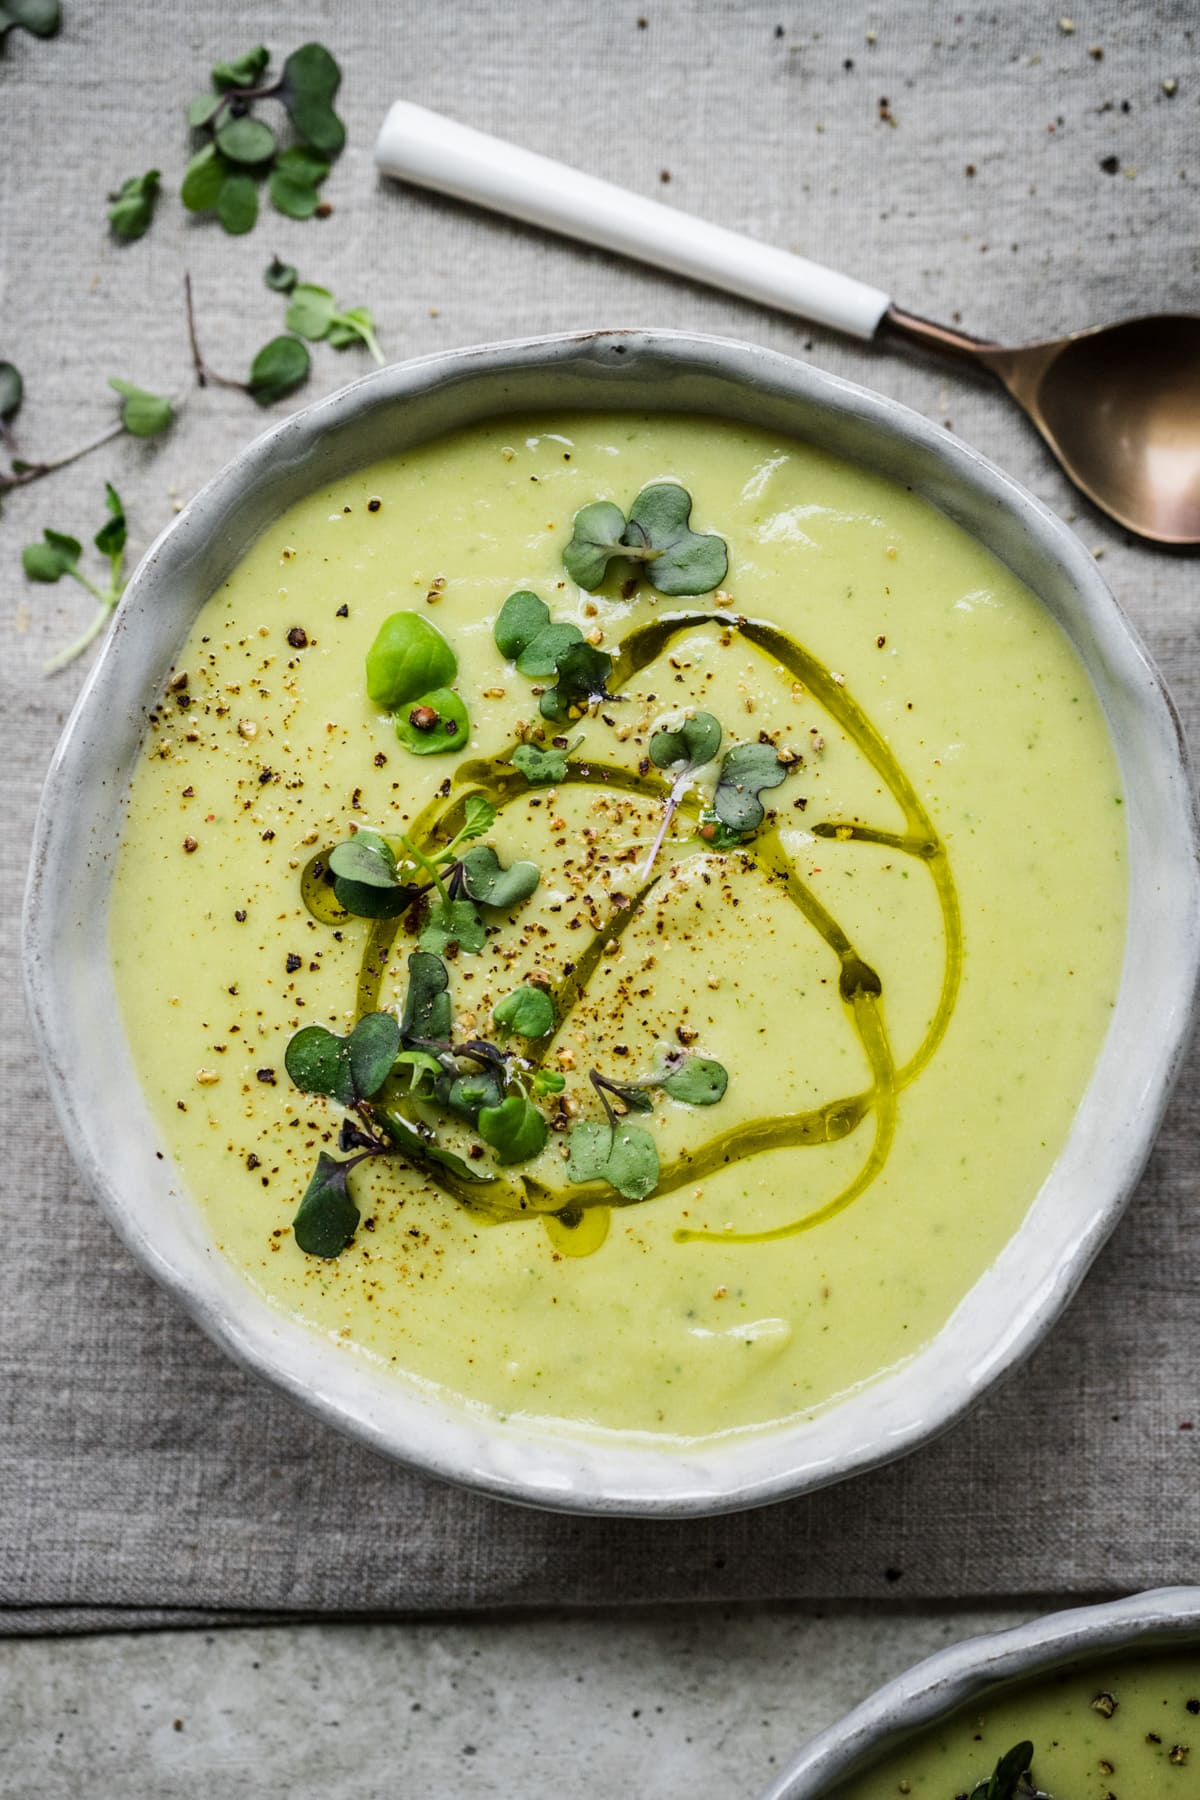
[
  {"x1": 22, "y1": 329, "x2": 1200, "y2": 1516},
  {"x1": 757, "y1": 1586, "x2": 1200, "y2": 1798}
]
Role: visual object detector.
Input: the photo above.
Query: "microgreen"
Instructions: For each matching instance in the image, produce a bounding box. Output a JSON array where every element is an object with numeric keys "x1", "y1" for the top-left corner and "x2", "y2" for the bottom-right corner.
[
  {"x1": 969, "y1": 1743, "x2": 1048, "y2": 1800},
  {"x1": 563, "y1": 483, "x2": 727, "y2": 597},
  {"x1": 493, "y1": 985, "x2": 555, "y2": 1039},
  {"x1": 264, "y1": 255, "x2": 299, "y2": 293},
  {"x1": 107, "y1": 378, "x2": 174, "y2": 438},
  {"x1": 511, "y1": 743, "x2": 569, "y2": 784},
  {"x1": 247, "y1": 336, "x2": 311, "y2": 404},
  {"x1": 284, "y1": 1011, "x2": 401, "y2": 1107},
  {"x1": 23, "y1": 482, "x2": 130, "y2": 672},
  {"x1": 326, "y1": 828, "x2": 424, "y2": 920},
  {"x1": 419, "y1": 898, "x2": 487, "y2": 956},
  {"x1": 366, "y1": 611, "x2": 457, "y2": 710},
  {"x1": 493, "y1": 588, "x2": 583, "y2": 674},
  {"x1": 395, "y1": 687, "x2": 471, "y2": 755},
  {"x1": 591, "y1": 1051, "x2": 729, "y2": 1114},
  {"x1": 540, "y1": 640, "x2": 614, "y2": 723},
  {"x1": 107, "y1": 170, "x2": 161, "y2": 242},
  {"x1": 292, "y1": 1152, "x2": 361, "y2": 1257},
  {"x1": 400, "y1": 951, "x2": 452, "y2": 1046},
  {"x1": 0, "y1": 0, "x2": 60, "y2": 43},
  {"x1": 285, "y1": 282, "x2": 384, "y2": 365},
  {"x1": 641, "y1": 709, "x2": 722, "y2": 877},
  {"x1": 184, "y1": 42, "x2": 343, "y2": 234},
  {"x1": 713, "y1": 740, "x2": 790, "y2": 836},
  {"x1": 0, "y1": 362, "x2": 22, "y2": 437},
  {"x1": 457, "y1": 845, "x2": 540, "y2": 909},
  {"x1": 566, "y1": 1119, "x2": 660, "y2": 1202},
  {"x1": 478, "y1": 1093, "x2": 548, "y2": 1165}
]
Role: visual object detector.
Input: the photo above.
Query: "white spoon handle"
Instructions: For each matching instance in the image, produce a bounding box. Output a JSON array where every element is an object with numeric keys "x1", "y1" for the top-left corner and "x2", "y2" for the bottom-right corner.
[{"x1": 375, "y1": 101, "x2": 891, "y2": 341}]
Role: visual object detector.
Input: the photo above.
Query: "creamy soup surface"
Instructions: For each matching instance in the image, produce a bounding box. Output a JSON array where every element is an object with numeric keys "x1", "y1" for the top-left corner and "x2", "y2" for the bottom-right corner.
[
  {"x1": 836, "y1": 1649, "x2": 1200, "y2": 1798},
  {"x1": 110, "y1": 413, "x2": 1127, "y2": 1443}
]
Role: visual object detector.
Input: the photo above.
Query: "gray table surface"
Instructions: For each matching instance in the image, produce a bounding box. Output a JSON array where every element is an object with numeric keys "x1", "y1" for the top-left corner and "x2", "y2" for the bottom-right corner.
[{"x1": 2, "y1": 0, "x2": 1197, "y2": 1790}]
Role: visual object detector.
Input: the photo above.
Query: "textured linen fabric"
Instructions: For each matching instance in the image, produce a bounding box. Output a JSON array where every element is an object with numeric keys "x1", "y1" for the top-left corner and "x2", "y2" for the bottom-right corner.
[{"x1": 1, "y1": 1, "x2": 1197, "y2": 1630}]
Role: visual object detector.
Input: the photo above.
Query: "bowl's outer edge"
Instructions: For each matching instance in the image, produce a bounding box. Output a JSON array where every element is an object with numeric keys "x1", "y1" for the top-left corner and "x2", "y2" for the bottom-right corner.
[
  {"x1": 756, "y1": 1586, "x2": 1200, "y2": 1799},
  {"x1": 21, "y1": 327, "x2": 1200, "y2": 1515}
]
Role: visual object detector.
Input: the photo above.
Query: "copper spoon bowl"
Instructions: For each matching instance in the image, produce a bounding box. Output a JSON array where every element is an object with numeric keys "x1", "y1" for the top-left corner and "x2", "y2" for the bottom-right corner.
[{"x1": 886, "y1": 308, "x2": 1200, "y2": 546}]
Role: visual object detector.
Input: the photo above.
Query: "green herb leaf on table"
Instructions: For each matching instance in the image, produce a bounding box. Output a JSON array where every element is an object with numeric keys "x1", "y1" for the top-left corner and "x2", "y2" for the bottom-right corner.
[
  {"x1": 511, "y1": 743, "x2": 569, "y2": 785},
  {"x1": 93, "y1": 480, "x2": 126, "y2": 561},
  {"x1": 264, "y1": 256, "x2": 299, "y2": 293},
  {"x1": 277, "y1": 42, "x2": 346, "y2": 155},
  {"x1": 458, "y1": 845, "x2": 540, "y2": 909},
  {"x1": 478, "y1": 1094, "x2": 548, "y2": 1165},
  {"x1": 366, "y1": 611, "x2": 457, "y2": 709},
  {"x1": 493, "y1": 985, "x2": 555, "y2": 1039},
  {"x1": 0, "y1": 0, "x2": 61, "y2": 41},
  {"x1": 247, "y1": 336, "x2": 310, "y2": 404},
  {"x1": 563, "y1": 484, "x2": 727, "y2": 597},
  {"x1": 214, "y1": 112, "x2": 277, "y2": 167},
  {"x1": 418, "y1": 898, "x2": 486, "y2": 957},
  {"x1": 713, "y1": 740, "x2": 790, "y2": 835},
  {"x1": 180, "y1": 144, "x2": 228, "y2": 211},
  {"x1": 211, "y1": 44, "x2": 269, "y2": 89},
  {"x1": 107, "y1": 170, "x2": 161, "y2": 242},
  {"x1": 23, "y1": 484, "x2": 132, "y2": 672},
  {"x1": 395, "y1": 687, "x2": 470, "y2": 756},
  {"x1": 216, "y1": 171, "x2": 258, "y2": 234},
  {"x1": 540, "y1": 640, "x2": 613, "y2": 723},
  {"x1": 284, "y1": 1011, "x2": 401, "y2": 1107},
  {"x1": 292, "y1": 1151, "x2": 359, "y2": 1257},
  {"x1": 108, "y1": 377, "x2": 173, "y2": 438},
  {"x1": 269, "y1": 148, "x2": 330, "y2": 220},
  {"x1": 400, "y1": 951, "x2": 452, "y2": 1047},
  {"x1": 285, "y1": 282, "x2": 384, "y2": 364},
  {"x1": 0, "y1": 362, "x2": 23, "y2": 425},
  {"x1": 566, "y1": 1119, "x2": 660, "y2": 1201}
]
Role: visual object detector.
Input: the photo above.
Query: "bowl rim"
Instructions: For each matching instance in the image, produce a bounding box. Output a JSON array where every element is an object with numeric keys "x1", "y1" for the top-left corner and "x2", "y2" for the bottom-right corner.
[
  {"x1": 756, "y1": 1585, "x2": 1200, "y2": 1798},
  {"x1": 22, "y1": 326, "x2": 1200, "y2": 1515}
]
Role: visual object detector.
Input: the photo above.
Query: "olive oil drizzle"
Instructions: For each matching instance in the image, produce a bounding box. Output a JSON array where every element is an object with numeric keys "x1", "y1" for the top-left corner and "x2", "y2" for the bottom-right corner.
[{"x1": 299, "y1": 610, "x2": 960, "y2": 1249}]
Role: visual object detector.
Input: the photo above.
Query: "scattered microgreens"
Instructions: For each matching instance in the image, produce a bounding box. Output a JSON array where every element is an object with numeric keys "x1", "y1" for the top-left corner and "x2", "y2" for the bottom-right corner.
[
  {"x1": 0, "y1": 0, "x2": 60, "y2": 44},
  {"x1": 494, "y1": 588, "x2": 583, "y2": 674},
  {"x1": 0, "y1": 362, "x2": 22, "y2": 447},
  {"x1": 107, "y1": 170, "x2": 161, "y2": 242},
  {"x1": 264, "y1": 255, "x2": 298, "y2": 292},
  {"x1": 969, "y1": 1742, "x2": 1049, "y2": 1800},
  {"x1": 184, "y1": 273, "x2": 311, "y2": 406},
  {"x1": 367, "y1": 611, "x2": 458, "y2": 710},
  {"x1": 511, "y1": 741, "x2": 574, "y2": 784},
  {"x1": 183, "y1": 42, "x2": 343, "y2": 235},
  {"x1": 396, "y1": 687, "x2": 471, "y2": 756},
  {"x1": 285, "y1": 280, "x2": 385, "y2": 364},
  {"x1": 711, "y1": 740, "x2": 791, "y2": 837},
  {"x1": 563, "y1": 483, "x2": 728, "y2": 597},
  {"x1": 108, "y1": 377, "x2": 174, "y2": 437},
  {"x1": 1, "y1": 373, "x2": 172, "y2": 505},
  {"x1": 493, "y1": 984, "x2": 555, "y2": 1039},
  {"x1": 641, "y1": 710, "x2": 722, "y2": 878},
  {"x1": 566, "y1": 1118, "x2": 660, "y2": 1203},
  {"x1": 540, "y1": 640, "x2": 614, "y2": 723},
  {"x1": 22, "y1": 482, "x2": 130, "y2": 672}
]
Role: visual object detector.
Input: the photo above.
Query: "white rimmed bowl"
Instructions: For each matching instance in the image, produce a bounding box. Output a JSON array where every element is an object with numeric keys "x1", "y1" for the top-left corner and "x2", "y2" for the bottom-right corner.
[
  {"x1": 23, "y1": 329, "x2": 1200, "y2": 1516},
  {"x1": 758, "y1": 1586, "x2": 1200, "y2": 1798}
]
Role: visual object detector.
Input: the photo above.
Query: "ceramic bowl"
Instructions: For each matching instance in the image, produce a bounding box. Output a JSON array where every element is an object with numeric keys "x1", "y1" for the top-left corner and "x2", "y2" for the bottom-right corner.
[
  {"x1": 758, "y1": 1586, "x2": 1200, "y2": 1798},
  {"x1": 23, "y1": 330, "x2": 1200, "y2": 1515}
]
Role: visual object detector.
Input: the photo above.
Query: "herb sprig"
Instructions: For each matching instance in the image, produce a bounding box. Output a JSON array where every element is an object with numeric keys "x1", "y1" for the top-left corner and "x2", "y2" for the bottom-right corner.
[
  {"x1": 0, "y1": 370, "x2": 173, "y2": 505},
  {"x1": 0, "y1": 0, "x2": 60, "y2": 45},
  {"x1": 969, "y1": 1742, "x2": 1050, "y2": 1800},
  {"x1": 22, "y1": 482, "x2": 130, "y2": 672},
  {"x1": 564, "y1": 483, "x2": 728, "y2": 596},
  {"x1": 183, "y1": 42, "x2": 344, "y2": 235},
  {"x1": 107, "y1": 170, "x2": 161, "y2": 242}
]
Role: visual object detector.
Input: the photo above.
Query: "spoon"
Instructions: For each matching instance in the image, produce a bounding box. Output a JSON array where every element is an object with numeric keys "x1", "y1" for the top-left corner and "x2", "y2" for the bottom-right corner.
[{"x1": 375, "y1": 102, "x2": 1200, "y2": 546}]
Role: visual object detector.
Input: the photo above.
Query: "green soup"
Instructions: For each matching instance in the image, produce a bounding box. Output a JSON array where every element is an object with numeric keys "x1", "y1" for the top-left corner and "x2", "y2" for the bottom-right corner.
[
  {"x1": 836, "y1": 1649, "x2": 1200, "y2": 1797},
  {"x1": 109, "y1": 413, "x2": 1127, "y2": 1442}
]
